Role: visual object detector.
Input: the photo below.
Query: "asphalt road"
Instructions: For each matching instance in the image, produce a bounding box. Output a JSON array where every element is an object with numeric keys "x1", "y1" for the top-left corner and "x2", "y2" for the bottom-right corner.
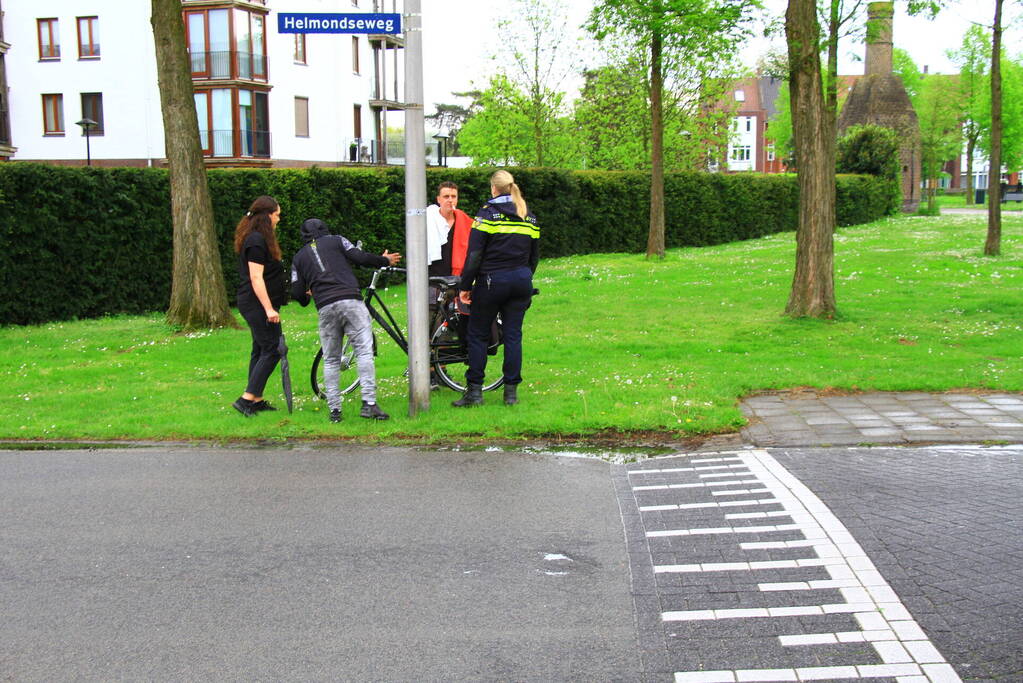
[
  {"x1": 0, "y1": 446, "x2": 637, "y2": 681},
  {"x1": 1, "y1": 444, "x2": 1021, "y2": 682}
]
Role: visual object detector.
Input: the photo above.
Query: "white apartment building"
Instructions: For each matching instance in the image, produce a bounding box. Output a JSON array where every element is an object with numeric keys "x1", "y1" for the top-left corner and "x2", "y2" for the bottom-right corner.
[{"x1": 1, "y1": 0, "x2": 405, "y2": 167}]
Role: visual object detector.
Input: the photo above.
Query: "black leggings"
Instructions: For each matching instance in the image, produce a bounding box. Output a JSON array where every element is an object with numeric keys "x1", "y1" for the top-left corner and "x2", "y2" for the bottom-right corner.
[{"x1": 241, "y1": 308, "x2": 282, "y2": 397}]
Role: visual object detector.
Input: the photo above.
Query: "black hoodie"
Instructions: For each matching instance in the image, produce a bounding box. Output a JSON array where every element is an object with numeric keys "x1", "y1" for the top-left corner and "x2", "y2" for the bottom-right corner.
[{"x1": 290, "y1": 218, "x2": 389, "y2": 309}]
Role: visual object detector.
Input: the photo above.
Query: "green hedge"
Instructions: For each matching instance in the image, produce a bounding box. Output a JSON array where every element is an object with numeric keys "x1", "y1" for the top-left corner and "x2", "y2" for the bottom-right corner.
[{"x1": 0, "y1": 164, "x2": 896, "y2": 325}]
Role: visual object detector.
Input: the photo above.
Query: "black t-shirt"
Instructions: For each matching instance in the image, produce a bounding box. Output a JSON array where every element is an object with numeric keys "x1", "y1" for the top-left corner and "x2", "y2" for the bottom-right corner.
[{"x1": 237, "y1": 231, "x2": 287, "y2": 313}]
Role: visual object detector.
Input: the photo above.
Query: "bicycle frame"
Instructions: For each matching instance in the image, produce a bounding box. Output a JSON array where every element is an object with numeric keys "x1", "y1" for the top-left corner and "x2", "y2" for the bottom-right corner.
[{"x1": 361, "y1": 267, "x2": 409, "y2": 355}]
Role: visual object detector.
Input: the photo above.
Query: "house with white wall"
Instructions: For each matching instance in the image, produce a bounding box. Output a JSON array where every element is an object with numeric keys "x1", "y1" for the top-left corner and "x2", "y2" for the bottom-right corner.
[{"x1": 1, "y1": 0, "x2": 405, "y2": 167}]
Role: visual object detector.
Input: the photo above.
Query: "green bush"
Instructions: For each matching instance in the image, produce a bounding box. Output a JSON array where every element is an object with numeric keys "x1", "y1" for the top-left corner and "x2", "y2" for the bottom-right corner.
[
  {"x1": 0, "y1": 163, "x2": 895, "y2": 325},
  {"x1": 837, "y1": 124, "x2": 902, "y2": 212}
]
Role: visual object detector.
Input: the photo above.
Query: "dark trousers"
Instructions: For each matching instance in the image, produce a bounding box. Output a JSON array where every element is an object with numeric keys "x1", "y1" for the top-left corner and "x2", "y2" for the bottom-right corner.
[
  {"x1": 241, "y1": 307, "x2": 282, "y2": 397},
  {"x1": 465, "y1": 268, "x2": 532, "y2": 386}
]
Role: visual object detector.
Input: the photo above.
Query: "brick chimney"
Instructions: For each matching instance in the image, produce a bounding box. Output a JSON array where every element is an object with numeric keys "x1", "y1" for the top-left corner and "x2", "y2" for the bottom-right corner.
[{"x1": 865, "y1": 1, "x2": 894, "y2": 76}]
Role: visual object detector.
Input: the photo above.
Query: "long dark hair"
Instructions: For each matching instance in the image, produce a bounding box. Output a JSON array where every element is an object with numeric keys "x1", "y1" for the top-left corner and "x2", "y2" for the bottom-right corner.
[{"x1": 233, "y1": 195, "x2": 281, "y2": 260}]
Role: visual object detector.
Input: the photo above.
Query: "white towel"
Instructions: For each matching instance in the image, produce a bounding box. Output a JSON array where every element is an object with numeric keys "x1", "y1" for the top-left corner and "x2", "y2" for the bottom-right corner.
[{"x1": 425, "y1": 204, "x2": 450, "y2": 264}]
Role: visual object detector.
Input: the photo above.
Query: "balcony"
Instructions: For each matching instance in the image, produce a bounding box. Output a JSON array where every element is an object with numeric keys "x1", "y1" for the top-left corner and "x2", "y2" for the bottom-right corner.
[{"x1": 189, "y1": 50, "x2": 268, "y2": 82}]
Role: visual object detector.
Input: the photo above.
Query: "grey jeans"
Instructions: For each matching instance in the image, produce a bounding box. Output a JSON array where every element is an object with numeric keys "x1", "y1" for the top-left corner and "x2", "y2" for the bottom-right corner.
[{"x1": 318, "y1": 299, "x2": 377, "y2": 410}]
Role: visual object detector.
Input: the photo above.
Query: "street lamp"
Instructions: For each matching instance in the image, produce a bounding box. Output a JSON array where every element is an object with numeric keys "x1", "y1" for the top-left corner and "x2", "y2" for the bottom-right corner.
[
  {"x1": 76, "y1": 118, "x2": 98, "y2": 166},
  {"x1": 432, "y1": 133, "x2": 448, "y2": 167}
]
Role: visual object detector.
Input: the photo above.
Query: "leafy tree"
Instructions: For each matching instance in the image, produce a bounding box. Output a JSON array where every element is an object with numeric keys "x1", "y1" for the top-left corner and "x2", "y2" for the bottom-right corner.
[
  {"x1": 457, "y1": 75, "x2": 581, "y2": 168},
  {"x1": 587, "y1": 0, "x2": 762, "y2": 259},
  {"x1": 947, "y1": 24, "x2": 991, "y2": 205},
  {"x1": 820, "y1": 0, "x2": 867, "y2": 140},
  {"x1": 575, "y1": 46, "x2": 739, "y2": 172},
  {"x1": 892, "y1": 48, "x2": 923, "y2": 100},
  {"x1": 426, "y1": 99, "x2": 476, "y2": 156},
  {"x1": 493, "y1": 0, "x2": 578, "y2": 167},
  {"x1": 837, "y1": 124, "x2": 901, "y2": 178},
  {"x1": 785, "y1": 0, "x2": 836, "y2": 318},
  {"x1": 914, "y1": 75, "x2": 965, "y2": 213},
  {"x1": 978, "y1": 55, "x2": 1023, "y2": 183},
  {"x1": 767, "y1": 80, "x2": 794, "y2": 166},
  {"x1": 151, "y1": 0, "x2": 236, "y2": 329}
]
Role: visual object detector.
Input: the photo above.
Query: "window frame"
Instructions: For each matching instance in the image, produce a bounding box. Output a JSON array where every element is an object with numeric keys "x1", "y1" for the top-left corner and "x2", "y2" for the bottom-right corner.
[
  {"x1": 42, "y1": 93, "x2": 64, "y2": 135},
  {"x1": 37, "y1": 18, "x2": 60, "y2": 60},
  {"x1": 77, "y1": 16, "x2": 100, "y2": 59},
  {"x1": 80, "y1": 92, "x2": 105, "y2": 136},
  {"x1": 295, "y1": 96, "x2": 309, "y2": 137},
  {"x1": 294, "y1": 33, "x2": 307, "y2": 64},
  {"x1": 351, "y1": 36, "x2": 360, "y2": 74}
]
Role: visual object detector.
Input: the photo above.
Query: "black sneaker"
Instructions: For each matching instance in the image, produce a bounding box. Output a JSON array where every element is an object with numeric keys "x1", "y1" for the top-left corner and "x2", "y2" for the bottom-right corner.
[
  {"x1": 252, "y1": 400, "x2": 277, "y2": 412},
  {"x1": 232, "y1": 397, "x2": 255, "y2": 417},
  {"x1": 360, "y1": 401, "x2": 390, "y2": 420},
  {"x1": 329, "y1": 409, "x2": 342, "y2": 423}
]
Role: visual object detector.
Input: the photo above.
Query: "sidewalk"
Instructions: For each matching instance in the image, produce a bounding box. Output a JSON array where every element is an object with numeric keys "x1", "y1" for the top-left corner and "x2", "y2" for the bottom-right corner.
[{"x1": 739, "y1": 389, "x2": 1023, "y2": 447}]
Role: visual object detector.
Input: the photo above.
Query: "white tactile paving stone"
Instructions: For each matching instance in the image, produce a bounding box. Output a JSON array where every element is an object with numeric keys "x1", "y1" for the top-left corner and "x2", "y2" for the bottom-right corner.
[
  {"x1": 921, "y1": 663, "x2": 962, "y2": 681},
  {"x1": 643, "y1": 451, "x2": 962, "y2": 683},
  {"x1": 735, "y1": 669, "x2": 799, "y2": 682},
  {"x1": 675, "y1": 671, "x2": 736, "y2": 683},
  {"x1": 904, "y1": 640, "x2": 947, "y2": 664},
  {"x1": 794, "y1": 665, "x2": 859, "y2": 680}
]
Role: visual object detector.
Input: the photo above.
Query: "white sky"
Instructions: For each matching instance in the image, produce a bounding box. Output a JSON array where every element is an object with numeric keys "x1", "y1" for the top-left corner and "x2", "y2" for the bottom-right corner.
[{"x1": 419, "y1": 0, "x2": 1022, "y2": 120}]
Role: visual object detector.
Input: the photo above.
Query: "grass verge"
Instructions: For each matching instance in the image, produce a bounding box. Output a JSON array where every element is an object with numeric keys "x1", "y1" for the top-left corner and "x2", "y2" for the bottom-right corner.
[{"x1": 2, "y1": 212, "x2": 1020, "y2": 444}]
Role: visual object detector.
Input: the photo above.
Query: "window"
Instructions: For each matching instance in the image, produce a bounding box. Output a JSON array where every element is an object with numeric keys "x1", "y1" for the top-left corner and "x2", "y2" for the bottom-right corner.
[
  {"x1": 730, "y1": 146, "x2": 751, "y2": 162},
  {"x1": 194, "y1": 87, "x2": 270, "y2": 158},
  {"x1": 77, "y1": 16, "x2": 100, "y2": 58},
  {"x1": 38, "y1": 18, "x2": 60, "y2": 60},
  {"x1": 42, "y1": 94, "x2": 64, "y2": 134},
  {"x1": 185, "y1": 8, "x2": 267, "y2": 81},
  {"x1": 295, "y1": 97, "x2": 309, "y2": 137},
  {"x1": 746, "y1": 118, "x2": 752, "y2": 132},
  {"x1": 353, "y1": 104, "x2": 362, "y2": 139},
  {"x1": 81, "y1": 93, "x2": 104, "y2": 135},
  {"x1": 734, "y1": 90, "x2": 745, "y2": 102},
  {"x1": 294, "y1": 34, "x2": 306, "y2": 64},
  {"x1": 766, "y1": 144, "x2": 776, "y2": 162},
  {"x1": 352, "y1": 36, "x2": 360, "y2": 74}
]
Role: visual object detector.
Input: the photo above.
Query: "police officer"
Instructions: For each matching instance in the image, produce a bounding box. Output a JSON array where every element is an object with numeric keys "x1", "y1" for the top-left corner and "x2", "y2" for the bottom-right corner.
[{"x1": 453, "y1": 170, "x2": 539, "y2": 407}]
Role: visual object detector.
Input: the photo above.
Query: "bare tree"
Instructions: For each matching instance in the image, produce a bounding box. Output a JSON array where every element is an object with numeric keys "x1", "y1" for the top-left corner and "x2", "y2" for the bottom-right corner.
[
  {"x1": 785, "y1": 0, "x2": 837, "y2": 318},
  {"x1": 151, "y1": 0, "x2": 236, "y2": 329}
]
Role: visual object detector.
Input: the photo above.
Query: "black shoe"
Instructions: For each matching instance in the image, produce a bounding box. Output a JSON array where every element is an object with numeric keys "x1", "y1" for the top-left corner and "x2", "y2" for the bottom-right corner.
[
  {"x1": 329, "y1": 409, "x2": 342, "y2": 423},
  {"x1": 361, "y1": 401, "x2": 390, "y2": 420},
  {"x1": 503, "y1": 384, "x2": 519, "y2": 406},
  {"x1": 252, "y1": 400, "x2": 277, "y2": 412},
  {"x1": 232, "y1": 397, "x2": 255, "y2": 417},
  {"x1": 452, "y1": 383, "x2": 484, "y2": 407}
]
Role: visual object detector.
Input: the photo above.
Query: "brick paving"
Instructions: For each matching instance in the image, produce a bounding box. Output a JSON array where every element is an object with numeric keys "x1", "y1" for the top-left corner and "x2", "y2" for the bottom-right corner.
[{"x1": 740, "y1": 391, "x2": 1023, "y2": 448}]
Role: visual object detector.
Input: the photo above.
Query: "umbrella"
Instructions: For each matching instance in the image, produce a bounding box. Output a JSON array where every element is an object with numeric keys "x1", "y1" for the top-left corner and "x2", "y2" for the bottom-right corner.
[{"x1": 278, "y1": 333, "x2": 294, "y2": 414}]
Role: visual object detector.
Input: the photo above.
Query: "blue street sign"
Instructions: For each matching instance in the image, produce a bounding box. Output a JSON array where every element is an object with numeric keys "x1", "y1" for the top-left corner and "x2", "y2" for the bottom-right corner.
[{"x1": 277, "y1": 13, "x2": 401, "y2": 34}]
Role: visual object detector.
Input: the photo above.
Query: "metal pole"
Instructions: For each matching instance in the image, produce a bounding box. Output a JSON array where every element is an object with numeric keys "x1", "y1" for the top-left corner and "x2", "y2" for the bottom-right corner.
[
  {"x1": 403, "y1": 0, "x2": 430, "y2": 415},
  {"x1": 85, "y1": 128, "x2": 92, "y2": 166}
]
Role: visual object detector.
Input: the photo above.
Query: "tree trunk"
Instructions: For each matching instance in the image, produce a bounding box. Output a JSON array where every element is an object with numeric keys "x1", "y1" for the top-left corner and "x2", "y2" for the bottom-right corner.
[
  {"x1": 785, "y1": 0, "x2": 836, "y2": 318},
  {"x1": 647, "y1": 23, "x2": 666, "y2": 259},
  {"x1": 152, "y1": 0, "x2": 237, "y2": 329},
  {"x1": 825, "y1": 0, "x2": 840, "y2": 139},
  {"x1": 985, "y1": 0, "x2": 1003, "y2": 256},
  {"x1": 965, "y1": 133, "x2": 975, "y2": 205}
]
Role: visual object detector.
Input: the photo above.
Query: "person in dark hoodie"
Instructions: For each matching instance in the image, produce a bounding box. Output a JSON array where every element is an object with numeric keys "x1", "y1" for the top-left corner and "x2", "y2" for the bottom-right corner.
[
  {"x1": 453, "y1": 170, "x2": 539, "y2": 408},
  {"x1": 291, "y1": 218, "x2": 401, "y2": 422}
]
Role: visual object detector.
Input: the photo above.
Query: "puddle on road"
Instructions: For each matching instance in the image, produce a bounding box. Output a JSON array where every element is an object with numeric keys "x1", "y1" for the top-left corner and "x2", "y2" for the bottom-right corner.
[{"x1": 442, "y1": 444, "x2": 678, "y2": 464}]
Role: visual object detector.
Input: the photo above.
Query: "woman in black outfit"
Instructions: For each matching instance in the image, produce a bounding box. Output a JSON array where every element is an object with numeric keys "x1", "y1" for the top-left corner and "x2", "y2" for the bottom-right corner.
[
  {"x1": 232, "y1": 195, "x2": 287, "y2": 417},
  {"x1": 453, "y1": 170, "x2": 539, "y2": 407}
]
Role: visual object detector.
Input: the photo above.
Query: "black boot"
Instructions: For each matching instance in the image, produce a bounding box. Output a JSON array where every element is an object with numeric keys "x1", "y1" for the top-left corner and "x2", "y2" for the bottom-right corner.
[
  {"x1": 503, "y1": 383, "x2": 518, "y2": 406},
  {"x1": 452, "y1": 383, "x2": 484, "y2": 407}
]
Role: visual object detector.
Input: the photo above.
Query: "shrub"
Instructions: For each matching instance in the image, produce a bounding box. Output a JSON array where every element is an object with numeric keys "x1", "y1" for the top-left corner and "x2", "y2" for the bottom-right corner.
[{"x1": 0, "y1": 164, "x2": 895, "y2": 325}]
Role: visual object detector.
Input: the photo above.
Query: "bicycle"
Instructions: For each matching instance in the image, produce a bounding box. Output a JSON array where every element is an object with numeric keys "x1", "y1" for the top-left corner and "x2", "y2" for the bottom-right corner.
[{"x1": 309, "y1": 266, "x2": 504, "y2": 399}]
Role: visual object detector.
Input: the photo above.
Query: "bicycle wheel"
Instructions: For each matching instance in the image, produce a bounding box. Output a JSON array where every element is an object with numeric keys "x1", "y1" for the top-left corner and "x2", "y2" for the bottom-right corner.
[
  {"x1": 431, "y1": 314, "x2": 504, "y2": 393},
  {"x1": 310, "y1": 337, "x2": 362, "y2": 400}
]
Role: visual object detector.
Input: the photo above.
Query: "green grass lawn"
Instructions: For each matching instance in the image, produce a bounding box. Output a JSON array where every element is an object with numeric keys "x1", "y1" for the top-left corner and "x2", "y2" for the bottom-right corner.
[
  {"x1": 933, "y1": 192, "x2": 1023, "y2": 211},
  {"x1": 2, "y1": 212, "x2": 1020, "y2": 444}
]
